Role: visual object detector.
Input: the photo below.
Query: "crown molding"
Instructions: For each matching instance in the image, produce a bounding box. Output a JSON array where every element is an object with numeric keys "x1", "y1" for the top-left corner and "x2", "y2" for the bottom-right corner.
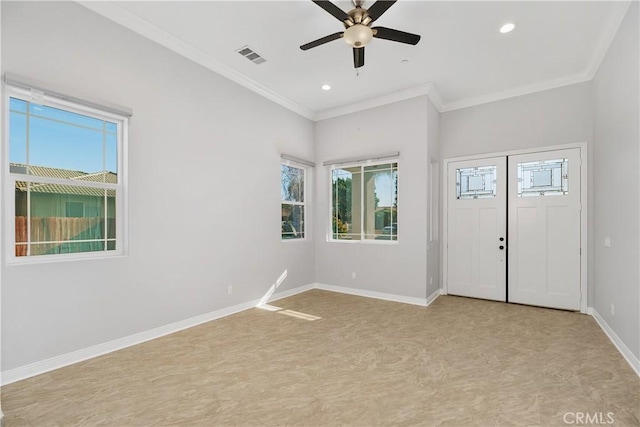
[
  {"x1": 424, "y1": 82, "x2": 444, "y2": 112},
  {"x1": 77, "y1": 1, "x2": 315, "y2": 120},
  {"x1": 314, "y1": 83, "x2": 441, "y2": 121}
]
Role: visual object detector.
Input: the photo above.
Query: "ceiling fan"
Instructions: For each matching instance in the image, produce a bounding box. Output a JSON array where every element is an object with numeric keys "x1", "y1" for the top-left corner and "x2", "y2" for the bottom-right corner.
[{"x1": 300, "y1": 0, "x2": 421, "y2": 69}]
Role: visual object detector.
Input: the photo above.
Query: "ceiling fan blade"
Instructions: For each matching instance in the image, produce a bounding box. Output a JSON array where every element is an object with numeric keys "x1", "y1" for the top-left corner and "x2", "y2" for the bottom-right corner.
[
  {"x1": 300, "y1": 32, "x2": 344, "y2": 50},
  {"x1": 311, "y1": 0, "x2": 351, "y2": 22},
  {"x1": 372, "y1": 26, "x2": 421, "y2": 45},
  {"x1": 365, "y1": 0, "x2": 397, "y2": 23},
  {"x1": 353, "y1": 47, "x2": 364, "y2": 68}
]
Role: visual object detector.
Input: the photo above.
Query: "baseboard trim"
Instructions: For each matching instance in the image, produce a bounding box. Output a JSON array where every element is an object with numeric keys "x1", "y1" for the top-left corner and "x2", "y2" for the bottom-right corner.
[
  {"x1": 314, "y1": 283, "x2": 429, "y2": 307},
  {"x1": 269, "y1": 283, "x2": 316, "y2": 303},
  {"x1": 589, "y1": 307, "x2": 640, "y2": 376},
  {"x1": 0, "y1": 283, "x2": 314, "y2": 386},
  {"x1": 426, "y1": 288, "x2": 442, "y2": 306}
]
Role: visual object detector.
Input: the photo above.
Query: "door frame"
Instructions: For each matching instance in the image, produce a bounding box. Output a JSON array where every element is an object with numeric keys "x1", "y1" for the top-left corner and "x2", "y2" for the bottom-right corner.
[{"x1": 441, "y1": 142, "x2": 588, "y2": 313}]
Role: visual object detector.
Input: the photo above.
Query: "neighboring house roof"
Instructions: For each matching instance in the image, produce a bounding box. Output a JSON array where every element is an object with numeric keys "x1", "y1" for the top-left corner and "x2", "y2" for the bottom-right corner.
[{"x1": 12, "y1": 163, "x2": 117, "y2": 197}]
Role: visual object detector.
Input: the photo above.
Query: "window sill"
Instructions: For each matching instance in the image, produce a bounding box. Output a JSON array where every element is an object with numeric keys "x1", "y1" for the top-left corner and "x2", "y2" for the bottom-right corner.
[
  {"x1": 281, "y1": 238, "x2": 309, "y2": 243},
  {"x1": 6, "y1": 251, "x2": 127, "y2": 266},
  {"x1": 328, "y1": 239, "x2": 399, "y2": 245}
]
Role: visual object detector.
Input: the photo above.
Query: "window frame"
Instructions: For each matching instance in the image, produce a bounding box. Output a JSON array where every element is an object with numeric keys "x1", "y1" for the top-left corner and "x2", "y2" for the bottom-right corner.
[
  {"x1": 328, "y1": 159, "x2": 399, "y2": 244},
  {"x1": 3, "y1": 84, "x2": 129, "y2": 264},
  {"x1": 280, "y1": 160, "x2": 308, "y2": 242}
]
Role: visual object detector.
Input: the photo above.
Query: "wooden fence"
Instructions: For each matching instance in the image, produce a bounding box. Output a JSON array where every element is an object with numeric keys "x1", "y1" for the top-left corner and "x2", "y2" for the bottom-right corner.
[{"x1": 15, "y1": 216, "x2": 115, "y2": 256}]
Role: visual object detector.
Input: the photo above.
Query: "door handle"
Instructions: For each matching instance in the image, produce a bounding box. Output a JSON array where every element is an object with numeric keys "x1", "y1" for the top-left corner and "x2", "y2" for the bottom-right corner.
[{"x1": 499, "y1": 245, "x2": 505, "y2": 250}]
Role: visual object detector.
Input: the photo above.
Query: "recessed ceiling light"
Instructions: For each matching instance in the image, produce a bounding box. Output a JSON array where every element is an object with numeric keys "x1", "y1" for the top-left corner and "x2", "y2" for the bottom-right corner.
[
  {"x1": 401, "y1": 59, "x2": 409, "y2": 64},
  {"x1": 500, "y1": 23, "x2": 516, "y2": 34},
  {"x1": 321, "y1": 84, "x2": 331, "y2": 91}
]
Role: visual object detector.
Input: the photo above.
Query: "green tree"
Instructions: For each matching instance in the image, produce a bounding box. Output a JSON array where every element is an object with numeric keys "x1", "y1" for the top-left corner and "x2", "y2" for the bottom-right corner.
[
  {"x1": 394, "y1": 172, "x2": 398, "y2": 208},
  {"x1": 332, "y1": 176, "x2": 352, "y2": 236}
]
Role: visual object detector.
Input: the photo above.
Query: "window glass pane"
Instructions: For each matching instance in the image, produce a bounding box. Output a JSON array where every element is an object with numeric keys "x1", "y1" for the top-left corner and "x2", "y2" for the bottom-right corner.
[
  {"x1": 14, "y1": 181, "x2": 114, "y2": 257},
  {"x1": 9, "y1": 107, "x2": 27, "y2": 167},
  {"x1": 106, "y1": 132, "x2": 118, "y2": 175},
  {"x1": 29, "y1": 103, "x2": 105, "y2": 132},
  {"x1": 332, "y1": 167, "x2": 360, "y2": 240},
  {"x1": 281, "y1": 165, "x2": 304, "y2": 202},
  {"x1": 29, "y1": 115, "x2": 104, "y2": 176},
  {"x1": 15, "y1": 243, "x2": 27, "y2": 257},
  {"x1": 30, "y1": 241, "x2": 105, "y2": 256},
  {"x1": 363, "y1": 163, "x2": 398, "y2": 240},
  {"x1": 456, "y1": 166, "x2": 497, "y2": 199},
  {"x1": 105, "y1": 122, "x2": 117, "y2": 133},
  {"x1": 74, "y1": 171, "x2": 118, "y2": 185},
  {"x1": 15, "y1": 182, "x2": 28, "y2": 257},
  {"x1": 517, "y1": 159, "x2": 568, "y2": 197},
  {"x1": 8, "y1": 98, "x2": 119, "y2": 179},
  {"x1": 107, "y1": 196, "x2": 116, "y2": 240},
  {"x1": 10, "y1": 97, "x2": 27, "y2": 113},
  {"x1": 282, "y1": 204, "x2": 304, "y2": 239}
]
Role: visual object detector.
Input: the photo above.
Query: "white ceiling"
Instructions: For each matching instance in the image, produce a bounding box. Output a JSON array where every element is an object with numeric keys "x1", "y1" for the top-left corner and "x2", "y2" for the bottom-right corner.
[{"x1": 80, "y1": 1, "x2": 631, "y2": 120}]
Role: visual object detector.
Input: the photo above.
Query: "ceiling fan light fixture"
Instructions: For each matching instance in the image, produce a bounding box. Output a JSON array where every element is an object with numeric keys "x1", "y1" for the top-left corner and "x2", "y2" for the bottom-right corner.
[
  {"x1": 500, "y1": 22, "x2": 516, "y2": 34},
  {"x1": 343, "y1": 24, "x2": 373, "y2": 47}
]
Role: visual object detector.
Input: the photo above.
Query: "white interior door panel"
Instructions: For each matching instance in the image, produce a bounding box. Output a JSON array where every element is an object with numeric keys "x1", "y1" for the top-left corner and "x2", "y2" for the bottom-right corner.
[
  {"x1": 447, "y1": 157, "x2": 507, "y2": 302},
  {"x1": 507, "y1": 148, "x2": 581, "y2": 310}
]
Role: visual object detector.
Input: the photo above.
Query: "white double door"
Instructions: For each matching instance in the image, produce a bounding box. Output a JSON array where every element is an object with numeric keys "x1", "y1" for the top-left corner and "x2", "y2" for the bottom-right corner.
[{"x1": 447, "y1": 148, "x2": 582, "y2": 310}]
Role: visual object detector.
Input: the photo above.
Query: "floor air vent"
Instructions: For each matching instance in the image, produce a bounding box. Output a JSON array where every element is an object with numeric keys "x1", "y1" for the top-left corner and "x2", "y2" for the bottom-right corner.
[{"x1": 236, "y1": 46, "x2": 266, "y2": 65}]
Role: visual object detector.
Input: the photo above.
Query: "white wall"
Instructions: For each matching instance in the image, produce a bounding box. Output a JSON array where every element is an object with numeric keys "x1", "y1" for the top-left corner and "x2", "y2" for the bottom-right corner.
[
  {"x1": 1, "y1": 2, "x2": 315, "y2": 371},
  {"x1": 314, "y1": 96, "x2": 432, "y2": 300},
  {"x1": 592, "y1": 2, "x2": 639, "y2": 360},
  {"x1": 440, "y1": 82, "x2": 593, "y2": 160}
]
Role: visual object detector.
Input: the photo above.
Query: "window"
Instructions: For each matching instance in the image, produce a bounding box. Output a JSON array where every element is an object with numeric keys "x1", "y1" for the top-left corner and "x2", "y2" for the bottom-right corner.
[
  {"x1": 456, "y1": 165, "x2": 497, "y2": 199},
  {"x1": 5, "y1": 85, "x2": 128, "y2": 262},
  {"x1": 331, "y1": 161, "x2": 398, "y2": 241},
  {"x1": 517, "y1": 158, "x2": 568, "y2": 197},
  {"x1": 281, "y1": 163, "x2": 305, "y2": 240}
]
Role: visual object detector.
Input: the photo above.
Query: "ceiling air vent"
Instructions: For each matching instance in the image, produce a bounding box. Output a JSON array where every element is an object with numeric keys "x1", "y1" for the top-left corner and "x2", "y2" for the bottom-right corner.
[{"x1": 236, "y1": 46, "x2": 267, "y2": 65}]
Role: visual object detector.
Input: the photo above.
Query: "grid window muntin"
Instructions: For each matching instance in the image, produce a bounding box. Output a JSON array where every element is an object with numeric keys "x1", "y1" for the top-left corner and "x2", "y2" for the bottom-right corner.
[
  {"x1": 5, "y1": 85, "x2": 127, "y2": 263},
  {"x1": 330, "y1": 160, "x2": 399, "y2": 243},
  {"x1": 281, "y1": 162, "x2": 306, "y2": 240}
]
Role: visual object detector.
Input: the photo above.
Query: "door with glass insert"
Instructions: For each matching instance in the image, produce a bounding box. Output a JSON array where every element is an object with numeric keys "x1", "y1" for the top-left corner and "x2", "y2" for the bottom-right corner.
[
  {"x1": 447, "y1": 157, "x2": 507, "y2": 301},
  {"x1": 507, "y1": 148, "x2": 581, "y2": 310}
]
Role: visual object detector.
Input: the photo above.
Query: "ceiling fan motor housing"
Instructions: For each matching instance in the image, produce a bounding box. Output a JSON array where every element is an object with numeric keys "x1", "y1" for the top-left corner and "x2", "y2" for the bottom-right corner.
[{"x1": 343, "y1": 6, "x2": 374, "y2": 47}]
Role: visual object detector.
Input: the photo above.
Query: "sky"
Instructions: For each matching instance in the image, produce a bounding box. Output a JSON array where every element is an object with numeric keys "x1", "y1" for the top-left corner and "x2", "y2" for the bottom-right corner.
[
  {"x1": 374, "y1": 171, "x2": 396, "y2": 207},
  {"x1": 9, "y1": 97, "x2": 118, "y2": 174}
]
